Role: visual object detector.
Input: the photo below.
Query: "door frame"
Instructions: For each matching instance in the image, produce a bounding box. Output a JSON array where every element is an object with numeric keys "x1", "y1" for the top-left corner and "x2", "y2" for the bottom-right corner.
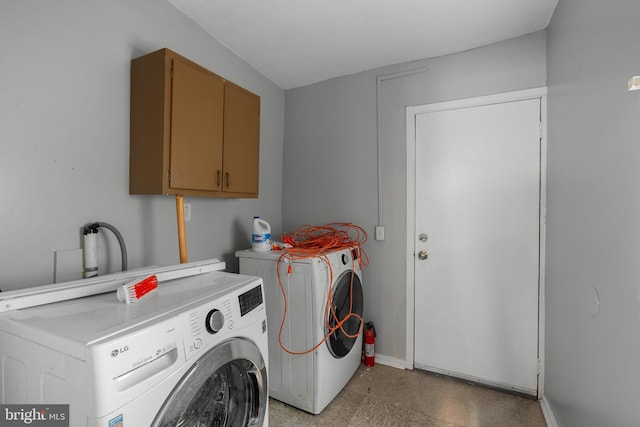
[{"x1": 405, "y1": 87, "x2": 548, "y2": 397}]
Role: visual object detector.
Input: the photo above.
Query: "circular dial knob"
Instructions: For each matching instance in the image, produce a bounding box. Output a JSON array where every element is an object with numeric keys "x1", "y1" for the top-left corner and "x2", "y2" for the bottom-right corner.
[{"x1": 205, "y1": 309, "x2": 225, "y2": 334}]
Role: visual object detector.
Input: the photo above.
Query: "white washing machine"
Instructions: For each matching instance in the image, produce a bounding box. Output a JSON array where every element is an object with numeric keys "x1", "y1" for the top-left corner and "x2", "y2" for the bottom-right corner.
[
  {"x1": 237, "y1": 247, "x2": 364, "y2": 414},
  {"x1": 0, "y1": 264, "x2": 268, "y2": 427}
]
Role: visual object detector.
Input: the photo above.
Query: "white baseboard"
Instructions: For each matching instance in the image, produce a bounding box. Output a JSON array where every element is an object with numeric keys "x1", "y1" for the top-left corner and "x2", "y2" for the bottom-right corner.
[
  {"x1": 540, "y1": 396, "x2": 559, "y2": 427},
  {"x1": 374, "y1": 354, "x2": 409, "y2": 370}
]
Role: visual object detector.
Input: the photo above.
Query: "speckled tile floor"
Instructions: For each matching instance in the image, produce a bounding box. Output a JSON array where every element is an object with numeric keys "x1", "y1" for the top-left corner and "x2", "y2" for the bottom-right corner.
[{"x1": 267, "y1": 364, "x2": 547, "y2": 427}]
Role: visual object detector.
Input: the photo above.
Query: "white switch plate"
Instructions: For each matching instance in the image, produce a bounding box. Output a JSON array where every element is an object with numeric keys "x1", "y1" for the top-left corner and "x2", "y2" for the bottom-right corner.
[
  {"x1": 54, "y1": 248, "x2": 84, "y2": 283},
  {"x1": 374, "y1": 225, "x2": 385, "y2": 241},
  {"x1": 184, "y1": 203, "x2": 191, "y2": 221}
]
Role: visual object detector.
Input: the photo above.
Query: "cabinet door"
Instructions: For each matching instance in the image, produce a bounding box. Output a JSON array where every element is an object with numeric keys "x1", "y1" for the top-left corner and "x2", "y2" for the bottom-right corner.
[
  {"x1": 223, "y1": 84, "x2": 260, "y2": 195},
  {"x1": 170, "y1": 57, "x2": 224, "y2": 191}
]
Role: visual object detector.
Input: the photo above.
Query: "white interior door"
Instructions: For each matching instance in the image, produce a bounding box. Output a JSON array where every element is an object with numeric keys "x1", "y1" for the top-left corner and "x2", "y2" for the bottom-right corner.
[{"x1": 413, "y1": 97, "x2": 541, "y2": 395}]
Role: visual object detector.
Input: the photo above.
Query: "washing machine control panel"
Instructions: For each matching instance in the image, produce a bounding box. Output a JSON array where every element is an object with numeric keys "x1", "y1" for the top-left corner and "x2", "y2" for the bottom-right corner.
[
  {"x1": 185, "y1": 298, "x2": 234, "y2": 359},
  {"x1": 238, "y1": 285, "x2": 263, "y2": 316},
  {"x1": 205, "y1": 309, "x2": 225, "y2": 333},
  {"x1": 183, "y1": 281, "x2": 265, "y2": 360}
]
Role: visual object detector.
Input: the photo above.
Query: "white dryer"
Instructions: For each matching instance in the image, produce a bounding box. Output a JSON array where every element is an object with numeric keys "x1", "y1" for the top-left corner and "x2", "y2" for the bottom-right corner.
[
  {"x1": 0, "y1": 266, "x2": 268, "y2": 427},
  {"x1": 237, "y1": 247, "x2": 364, "y2": 414}
]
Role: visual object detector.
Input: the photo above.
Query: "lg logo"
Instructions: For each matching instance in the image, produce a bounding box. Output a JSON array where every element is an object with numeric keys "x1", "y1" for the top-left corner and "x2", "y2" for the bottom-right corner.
[{"x1": 111, "y1": 345, "x2": 130, "y2": 357}]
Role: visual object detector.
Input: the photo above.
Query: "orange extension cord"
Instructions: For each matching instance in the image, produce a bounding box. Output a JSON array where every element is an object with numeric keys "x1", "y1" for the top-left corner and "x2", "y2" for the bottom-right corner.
[{"x1": 276, "y1": 223, "x2": 369, "y2": 355}]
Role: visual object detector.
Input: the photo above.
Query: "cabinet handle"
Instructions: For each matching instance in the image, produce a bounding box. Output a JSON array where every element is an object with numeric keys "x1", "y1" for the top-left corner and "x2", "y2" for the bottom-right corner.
[
  {"x1": 225, "y1": 172, "x2": 230, "y2": 189},
  {"x1": 217, "y1": 170, "x2": 221, "y2": 189}
]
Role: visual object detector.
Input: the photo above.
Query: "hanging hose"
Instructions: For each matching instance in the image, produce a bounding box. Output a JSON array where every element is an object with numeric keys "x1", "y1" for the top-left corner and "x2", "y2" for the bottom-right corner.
[
  {"x1": 83, "y1": 225, "x2": 99, "y2": 278},
  {"x1": 83, "y1": 222, "x2": 128, "y2": 278}
]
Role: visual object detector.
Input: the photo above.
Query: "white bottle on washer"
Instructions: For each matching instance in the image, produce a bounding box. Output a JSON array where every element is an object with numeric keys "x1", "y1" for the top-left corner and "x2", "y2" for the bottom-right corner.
[{"x1": 252, "y1": 216, "x2": 272, "y2": 252}]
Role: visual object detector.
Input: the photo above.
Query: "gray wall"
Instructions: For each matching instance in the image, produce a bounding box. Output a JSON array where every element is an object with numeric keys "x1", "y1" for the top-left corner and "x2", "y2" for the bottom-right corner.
[
  {"x1": 545, "y1": 0, "x2": 640, "y2": 425},
  {"x1": 283, "y1": 31, "x2": 547, "y2": 362},
  {"x1": 0, "y1": 0, "x2": 284, "y2": 291}
]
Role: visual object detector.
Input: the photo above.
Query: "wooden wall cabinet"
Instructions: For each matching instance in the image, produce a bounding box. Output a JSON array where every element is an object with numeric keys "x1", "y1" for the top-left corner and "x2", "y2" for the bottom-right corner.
[{"x1": 129, "y1": 48, "x2": 260, "y2": 198}]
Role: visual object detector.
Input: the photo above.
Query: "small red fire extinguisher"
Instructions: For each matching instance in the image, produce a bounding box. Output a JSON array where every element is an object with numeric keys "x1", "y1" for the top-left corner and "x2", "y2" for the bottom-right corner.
[{"x1": 363, "y1": 321, "x2": 376, "y2": 367}]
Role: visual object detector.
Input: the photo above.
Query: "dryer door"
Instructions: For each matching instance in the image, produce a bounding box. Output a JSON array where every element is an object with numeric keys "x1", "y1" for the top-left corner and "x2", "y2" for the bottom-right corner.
[
  {"x1": 326, "y1": 270, "x2": 364, "y2": 358},
  {"x1": 152, "y1": 337, "x2": 267, "y2": 427}
]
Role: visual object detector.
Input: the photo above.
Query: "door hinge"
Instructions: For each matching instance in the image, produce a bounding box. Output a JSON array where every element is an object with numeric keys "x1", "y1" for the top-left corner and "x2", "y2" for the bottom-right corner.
[
  {"x1": 539, "y1": 122, "x2": 543, "y2": 139},
  {"x1": 537, "y1": 358, "x2": 541, "y2": 375}
]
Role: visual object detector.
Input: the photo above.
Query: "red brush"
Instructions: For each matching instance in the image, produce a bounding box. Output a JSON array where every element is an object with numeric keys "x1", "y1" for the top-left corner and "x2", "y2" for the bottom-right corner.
[{"x1": 116, "y1": 275, "x2": 158, "y2": 303}]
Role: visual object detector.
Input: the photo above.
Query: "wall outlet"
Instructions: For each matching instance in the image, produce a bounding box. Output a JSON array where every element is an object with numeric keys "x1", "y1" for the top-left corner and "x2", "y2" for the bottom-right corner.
[{"x1": 375, "y1": 225, "x2": 385, "y2": 241}]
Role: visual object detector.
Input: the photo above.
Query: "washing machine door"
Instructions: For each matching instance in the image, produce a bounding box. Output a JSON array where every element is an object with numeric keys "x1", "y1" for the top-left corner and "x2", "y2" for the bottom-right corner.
[
  {"x1": 327, "y1": 270, "x2": 364, "y2": 358},
  {"x1": 152, "y1": 337, "x2": 267, "y2": 427}
]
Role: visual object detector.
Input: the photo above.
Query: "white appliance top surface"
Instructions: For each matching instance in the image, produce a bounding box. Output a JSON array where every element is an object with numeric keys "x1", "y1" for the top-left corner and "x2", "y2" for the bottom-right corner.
[
  {"x1": 236, "y1": 249, "x2": 294, "y2": 262},
  {"x1": 0, "y1": 271, "x2": 260, "y2": 347},
  {"x1": 236, "y1": 247, "x2": 353, "y2": 263}
]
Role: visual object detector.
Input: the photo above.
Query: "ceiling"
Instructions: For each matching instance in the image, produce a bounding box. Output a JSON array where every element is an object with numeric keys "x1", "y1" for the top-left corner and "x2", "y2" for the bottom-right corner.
[{"x1": 168, "y1": 0, "x2": 559, "y2": 90}]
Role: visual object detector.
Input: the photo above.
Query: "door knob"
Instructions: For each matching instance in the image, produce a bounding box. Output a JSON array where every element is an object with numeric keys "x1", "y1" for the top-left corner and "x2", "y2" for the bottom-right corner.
[{"x1": 418, "y1": 250, "x2": 428, "y2": 260}]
